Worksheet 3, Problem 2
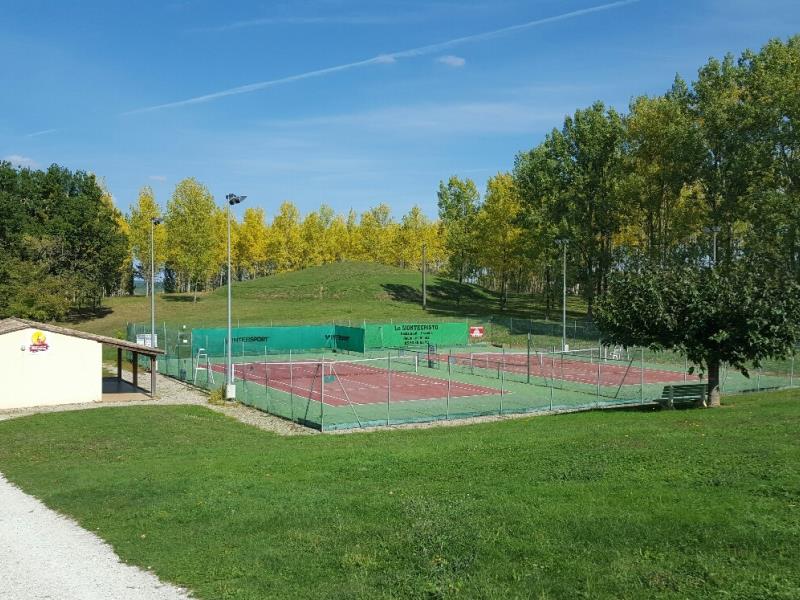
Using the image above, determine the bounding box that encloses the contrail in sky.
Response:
[124,0,640,115]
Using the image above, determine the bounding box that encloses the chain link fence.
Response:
[124,320,798,431]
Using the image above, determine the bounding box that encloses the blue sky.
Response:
[1,0,798,219]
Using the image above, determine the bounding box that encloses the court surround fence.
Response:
[127,321,798,431]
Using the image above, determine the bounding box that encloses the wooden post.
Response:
[132,352,139,389]
[117,348,122,382]
[150,356,157,398]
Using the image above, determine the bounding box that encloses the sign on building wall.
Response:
[29,331,49,353]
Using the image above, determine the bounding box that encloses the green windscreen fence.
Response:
[192,325,340,356]
[333,326,365,353]
[364,322,468,349]
[191,322,468,356]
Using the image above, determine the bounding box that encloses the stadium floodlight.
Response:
[150,217,163,357]
[555,237,569,352]
[224,194,246,400]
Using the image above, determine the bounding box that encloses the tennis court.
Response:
[209,358,501,406]
[445,350,701,386]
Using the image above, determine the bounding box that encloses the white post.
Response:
[387,353,391,426]
[320,356,325,430]
[226,204,234,400]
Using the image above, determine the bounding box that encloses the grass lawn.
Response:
[1,391,798,599]
[66,262,589,346]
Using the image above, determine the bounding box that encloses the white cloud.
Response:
[3,154,39,169]
[191,15,402,33]
[124,0,640,114]
[25,128,58,138]
[437,55,466,68]
[374,54,397,64]
[148,175,167,182]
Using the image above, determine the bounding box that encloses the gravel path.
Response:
[0,473,192,600]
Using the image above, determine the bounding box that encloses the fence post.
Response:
[320,355,325,431]
[446,357,451,420]
[387,353,391,427]
[791,352,795,387]
[640,347,645,404]
[527,333,531,384]
[549,354,554,411]
[289,350,294,421]
[500,364,504,415]
[684,355,688,383]
[265,351,271,414]
[596,360,601,404]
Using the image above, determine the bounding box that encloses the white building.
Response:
[0,317,163,410]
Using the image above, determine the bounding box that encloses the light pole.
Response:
[422,242,427,310]
[712,225,720,266]
[225,193,246,400]
[555,238,568,352]
[703,225,721,267]
[150,217,162,350]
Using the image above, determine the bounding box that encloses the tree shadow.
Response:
[381,284,421,303]
[162,295,200,303]
[381,280,498,318]
[64,306,113,324]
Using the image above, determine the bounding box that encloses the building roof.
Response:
[0,317,165,356]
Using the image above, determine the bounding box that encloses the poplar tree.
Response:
[164,178,216,299]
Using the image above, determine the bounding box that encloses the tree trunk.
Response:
[703,360,721,408]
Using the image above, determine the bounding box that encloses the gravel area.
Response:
[0,365,312,436]
[0,473,192,600]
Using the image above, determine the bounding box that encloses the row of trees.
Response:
[436,36,800,318]
[128,179,447,297]
[0,163,129,320]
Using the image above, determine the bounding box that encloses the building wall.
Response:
[0,327,102,409]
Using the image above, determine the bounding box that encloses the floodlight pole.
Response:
[150,217,162,351]
[225,193,246,400]
[422,242,427,310]
[712,226,720,266]
[555,238,568,352]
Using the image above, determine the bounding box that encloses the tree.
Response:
[164,178,217,299]
[127,187,165,296]
[299,209,329,268]
[267,202,302,272]
[595,261,800,406]
[691,54,753,266]
[357,204,395,264]
[0,162,127,317]
[544,102,627,317]
[475,173,524,307]
[395,206,430,269]
[514,145,562,318]
[437,176,480,283]
[741,36,800,278]
[236,207,268,278]
[624,79,706,263]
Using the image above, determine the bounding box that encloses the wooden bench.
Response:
[659,384,707,409]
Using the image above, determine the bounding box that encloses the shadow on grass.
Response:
[162,294,202,303]
[64,306,113,323]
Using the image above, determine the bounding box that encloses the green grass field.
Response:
[67,262,591,348]
[1,391,798,599]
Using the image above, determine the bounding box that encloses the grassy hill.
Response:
[1,390,798,598]
[68,262,588,340]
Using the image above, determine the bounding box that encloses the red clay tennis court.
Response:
[209,359,502,406]
[441,351,700,387]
